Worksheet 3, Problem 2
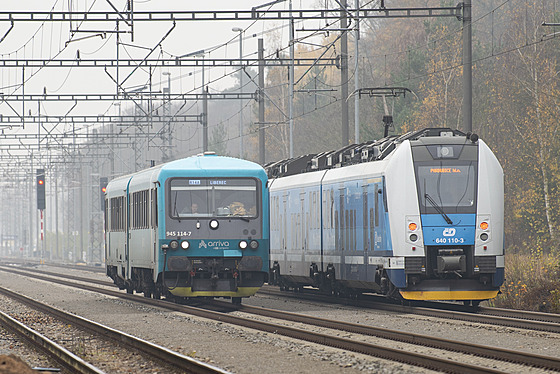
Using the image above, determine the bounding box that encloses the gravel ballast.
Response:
[1,265,559,373]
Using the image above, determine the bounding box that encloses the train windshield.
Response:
[168,178,259,219]
[415,162,477,214]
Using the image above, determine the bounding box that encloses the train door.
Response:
[338,184,345,280]
[372,183,381,251]
[125,192,131,279]
[151,187,158,271]
[282,192,288,265]
[362,183,369,280]
[104,197,109,261]
[300,189,306,257]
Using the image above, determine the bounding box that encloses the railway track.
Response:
[0,306,105,374]
[4,263,560,332]
[0,284,228,374]
[258,286,560,333]
[1,265,559,373]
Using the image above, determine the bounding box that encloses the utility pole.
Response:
[203,86,208,152]
[462,0,472,133]
[289,0,294,158]
[55,168,59,260]
[162,71,171,161]
[233,27,244,158]
[340,0,349,146]
[258,38,265,165]
[201,54,208,152]
[354,0,360,144]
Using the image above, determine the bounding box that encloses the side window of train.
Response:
[382,180,388,212]
[111,196,125,232]
[151,189,157,228]
[121,196,126,231]
[130,194,135,229]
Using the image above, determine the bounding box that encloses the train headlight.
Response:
[409,234,418,242]
[480,233,489,241]
[249,240,259,250]
[480,222,489,230]
[408,222,417,231]
[169,240,179,250]
[181,240,190,250]
[437,146,454,158]
[209,220,219,230]
[239,240,248,249]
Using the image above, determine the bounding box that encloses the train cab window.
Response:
[415,162,477,214]
[168,178,259,219]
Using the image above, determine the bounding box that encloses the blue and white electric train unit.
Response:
[266,128,504,303]
[104,153,269,304]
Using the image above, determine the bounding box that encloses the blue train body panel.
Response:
[421,214,476,246]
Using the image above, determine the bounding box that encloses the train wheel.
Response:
[143,290,152,298]
[152,291,161,300]
[463,300,481,309]
[232,297,242,305]
[126,287,133,294]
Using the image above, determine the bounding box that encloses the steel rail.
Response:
[0,309,105,374]
[0,266,528,374]
[5,263,560,332]
[0,259,105,273]
[0,286,229,374]
[223,302,560,371]
[4,261,560,329]
[479,306,560,325]
[259,286,560,333]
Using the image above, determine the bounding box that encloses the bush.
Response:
[489,251,560,313]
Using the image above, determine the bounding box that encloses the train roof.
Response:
[265,127,476,178]
[159,154,267,182]
[107,153,267,193]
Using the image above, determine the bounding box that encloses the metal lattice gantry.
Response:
[0,6,462,22]
[0,2,473,264]
[0,57,338,68]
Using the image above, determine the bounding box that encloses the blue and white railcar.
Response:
[268,128,504,303]
[105,153,269,303]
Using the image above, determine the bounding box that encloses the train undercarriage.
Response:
[107,260,267,304]
[269,256,499,306]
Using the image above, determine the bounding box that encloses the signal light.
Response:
[408,222,417,231]
[36,169,46,210]
[100,177,108,211]
[480,222,489,230]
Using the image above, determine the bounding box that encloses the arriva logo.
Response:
[443,228,456,237]
[198,240,230,249]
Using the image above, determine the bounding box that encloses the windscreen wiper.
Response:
[173,192,181,221]
[424,193,453,224]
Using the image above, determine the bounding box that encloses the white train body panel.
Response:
[384,141,424,260]
[268,128,505,301]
